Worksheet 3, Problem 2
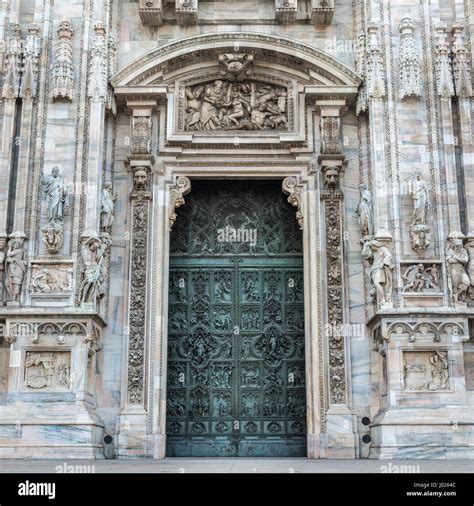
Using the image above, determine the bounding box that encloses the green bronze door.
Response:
[166,180,306,457]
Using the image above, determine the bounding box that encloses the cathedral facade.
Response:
[0,0,473,460]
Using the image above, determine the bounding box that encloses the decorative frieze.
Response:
[51,20,75,101]
[139,0,163,26]
[398,16,421,100]
[452,23,473,99]
[434,23,454,99]
[176,0,198,26]
[366,23,386,100]
[24,351,71,391]
[20,24,41,100]
[311,0,334,26]
[169,176,191,231]
[2,24,22,99]
[88,22,108,103]
[403,351,449,391]
[275,0,297,23]
[282,177,303,230]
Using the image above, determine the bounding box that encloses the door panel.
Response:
[166,181,306,457]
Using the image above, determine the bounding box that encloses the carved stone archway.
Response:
[115,32,361,459]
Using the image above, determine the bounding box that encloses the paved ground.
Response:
[0,458,471,473]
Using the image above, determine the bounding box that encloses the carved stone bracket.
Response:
[311,0,334,26]
[176,0,198,26]
[139,0,163,26]
[169,176,191,231]
[282,177,303,230]
[51,20,75,101]
[275,0,297,23]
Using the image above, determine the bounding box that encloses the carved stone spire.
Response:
[169,177,191,230]
[398,16,421,100]
[19,24,41,100]
[366,22,386,100]
[452,23,473,99]
[434,23,455,99]
[51,20,75,101]
[2,24,23,99]
[87,22,108,103]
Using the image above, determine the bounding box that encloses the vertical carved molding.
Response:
[19,23,41,100]
[106,34,118,115]
[1,23,22,99]
[356,31,368,115]
[452,23,473,99]
[398,16,421,100]
[51,20,74,101]
[88,22,107,103]
[366,22,386,100]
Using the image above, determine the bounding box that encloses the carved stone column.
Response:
[51,20,75,102]
[118,101,156,457]
[317,99,357,458]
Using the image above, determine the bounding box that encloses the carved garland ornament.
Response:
[169,176,191,230]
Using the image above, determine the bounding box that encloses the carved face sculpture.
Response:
[324,168,339,188]
[134,168,148,190]
[51,166,60,177]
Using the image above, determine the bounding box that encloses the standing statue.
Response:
[43,166,69,225]
[354,183,374,238]
[0,239,6,304]
[464,238,474,299]
[79,236,109,304]
[409,174,430,225]
[100,182,117,233]
[5,238,26,303]
[362,240,394,305]
[446,236,470,304]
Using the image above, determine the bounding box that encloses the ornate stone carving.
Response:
[366,23,386,100]
[402,263,440,292]
[434,23,454,99]
[131,115,152,154]
[320,116,341,154]
[275,0,297,23]
[311,0,334,26]
[282,177,303,230]
[0,238,6,304]
[446,233,469,304]
[87,22,107,103]
[24,351,71,391]
[403,351,449,391]
[106,34,118,114]
[362,240,394,307]
[51,20,75,101]
[132,166,151,196]
[100,182,117,234]
[79,236,110,304]
[218,53,253,81]
[30,265,73,294]
[408,173,430,251]
[176,0,198,26]
[41,166,70,254]
[398,16,421,100]
[169,176,191,230]
[452,23,473,99]
[184,79,288,131]
[322,165,341,192]
[5,237,26,304]
[355,183,374,239]
[139,0,163,26]
[2,24,22,99]
[356,32,368,115]
[20,24,41,99]
[465,238,474,300]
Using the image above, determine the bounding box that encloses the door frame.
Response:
[147,163,324,458]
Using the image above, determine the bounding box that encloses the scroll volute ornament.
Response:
[169,177,191,230]
[282,177,303,230]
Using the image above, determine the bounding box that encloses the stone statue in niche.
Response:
[5,238,26,303]
[361,239,394,306]
[402,263,440,292]
[100,182,117,233]
[408,173,431,251]
[79,236,110,304]
[355,183,374,239]
[24,351,70,391]
[446,235,470,304]
[41,166,70,254]
[184,79,288,131]
[219,53,254,81]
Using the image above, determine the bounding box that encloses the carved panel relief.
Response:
[403,351,449,391]
[30,264,74,295]
[24,351,71,391]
